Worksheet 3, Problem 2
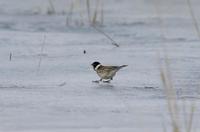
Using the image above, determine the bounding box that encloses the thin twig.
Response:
[37,35,46,72]
[92,26,119,47]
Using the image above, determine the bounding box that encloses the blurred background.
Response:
[0,0,199,132]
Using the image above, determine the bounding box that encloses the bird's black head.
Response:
[91,61,101,69]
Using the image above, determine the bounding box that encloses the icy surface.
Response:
[0,0,200,132]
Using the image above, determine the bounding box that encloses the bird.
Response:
[91,61,127,83]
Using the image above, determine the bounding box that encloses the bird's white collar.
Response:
[95,64,101,71]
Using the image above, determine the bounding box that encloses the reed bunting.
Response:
[91,61,127,83]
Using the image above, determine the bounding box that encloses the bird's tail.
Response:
[119,65,128,69]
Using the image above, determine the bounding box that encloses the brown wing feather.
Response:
[96,65,121,79]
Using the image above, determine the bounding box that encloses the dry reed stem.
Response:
[66,1,74,26]
[153,0,166,39]
[159,53,180,132]
[65,0,104,27]
[92,0,100,25]
[186,103,195,132]
[37,35,46,72]
[47,0,56,15]
[186,0,200,39]
[77,0,84,26]
[100,0,104,25]
[154,0,196,131]
[86,0,91,24]
[160,64,179,132]
[159,54,196,132]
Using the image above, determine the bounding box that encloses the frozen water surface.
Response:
[0,0,199,131]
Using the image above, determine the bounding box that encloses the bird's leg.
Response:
[92,80,100,83]
[92,78,102,83]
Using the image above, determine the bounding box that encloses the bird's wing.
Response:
[101,66,120,71]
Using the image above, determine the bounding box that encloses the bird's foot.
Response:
[103,80,111,83]
[92,79,111,83]
[92,80,100,83]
